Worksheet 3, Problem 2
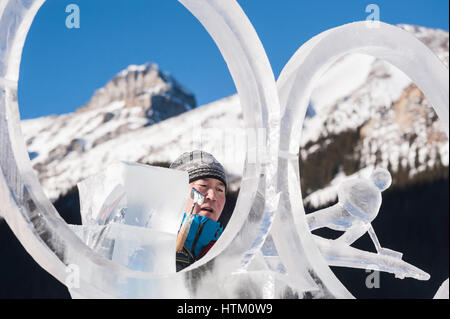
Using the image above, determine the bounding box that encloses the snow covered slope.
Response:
[302,25,448,206]
[21,25,449,206]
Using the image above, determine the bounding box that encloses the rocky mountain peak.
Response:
[76,62,196,124]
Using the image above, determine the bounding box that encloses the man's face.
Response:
[184,178,226,222]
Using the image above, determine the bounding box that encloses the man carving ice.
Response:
[169,150,227,271]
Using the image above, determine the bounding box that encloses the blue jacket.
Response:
[179,213,223,258]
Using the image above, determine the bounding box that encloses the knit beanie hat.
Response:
[169,150,227,189]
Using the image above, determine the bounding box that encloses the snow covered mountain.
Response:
[301,24,449,207]
[21,25,449,206]
[77,62,196,121]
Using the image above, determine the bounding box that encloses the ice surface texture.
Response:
[0,0,448,298]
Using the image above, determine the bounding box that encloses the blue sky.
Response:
[18,0,449,119]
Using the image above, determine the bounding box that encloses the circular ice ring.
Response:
[276,21,449,298]
[0,0,280,298]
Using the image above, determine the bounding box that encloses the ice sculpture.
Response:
[434,278,449,299]
[307,168,430,281]
[69,161,189,275]
[0,0,285,298]
[275,21,448,298]
[0,0,448,298]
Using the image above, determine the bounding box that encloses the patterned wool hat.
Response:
[169,150,227,189]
